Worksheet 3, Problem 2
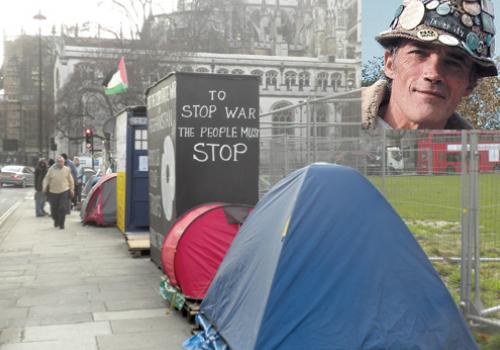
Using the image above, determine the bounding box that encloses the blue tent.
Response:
[190,164,477,350]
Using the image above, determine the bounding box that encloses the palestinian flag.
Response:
[103,57,128,95]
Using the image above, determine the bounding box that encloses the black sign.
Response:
[146,72,260,266]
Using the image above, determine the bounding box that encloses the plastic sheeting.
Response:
[195,163,478,350]
[183,314,228,350]
[159,276,185,311]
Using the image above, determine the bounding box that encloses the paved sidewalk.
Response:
[0,194,192,350]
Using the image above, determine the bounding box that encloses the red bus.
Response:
[416,131,500,174]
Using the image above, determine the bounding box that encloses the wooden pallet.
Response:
[183,299,201,323]
[126,233,150,258]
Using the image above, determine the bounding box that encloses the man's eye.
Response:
[409,50,427,57]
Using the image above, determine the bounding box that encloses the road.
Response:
[0,185,32,223]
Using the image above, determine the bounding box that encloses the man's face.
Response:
[74,159,80,166]
[56,157,65,167]
[384,41,474,129]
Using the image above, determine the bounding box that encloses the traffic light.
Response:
[50,137,57,151]
[84,128,93,152]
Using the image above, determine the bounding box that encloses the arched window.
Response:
[284,71,297,90]
[181,66,193,72]
[231,69,244,75]
[272,101,294,136]
[331,72,342,91]
[298,72,310,90]
[196,67,210,73]
[265,70,278,87]
[216,68,229,74]
[316,72,328,91]
[311,106,329,137]
[251,69,264,85]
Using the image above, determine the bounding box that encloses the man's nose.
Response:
[422,53,443,84]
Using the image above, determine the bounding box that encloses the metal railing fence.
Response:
[258,96,500,327]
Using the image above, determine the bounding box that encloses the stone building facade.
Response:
[1,0,360,160]
[0,36,55,164]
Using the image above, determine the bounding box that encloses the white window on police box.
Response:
[135,129,148,150]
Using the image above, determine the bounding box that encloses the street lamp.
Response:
[33,10,46,157]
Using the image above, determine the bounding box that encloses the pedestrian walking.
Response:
[61,153,77,212]
[34,158,48,217]
[74,157,84,205]
[43,156,74,229]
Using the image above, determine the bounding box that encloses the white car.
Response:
[0,165,35,188]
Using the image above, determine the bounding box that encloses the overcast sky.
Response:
[0,0,177,66]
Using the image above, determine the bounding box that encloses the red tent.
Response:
[161,203,252,300]
[82,173,117,226]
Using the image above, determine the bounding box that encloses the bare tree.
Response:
[98,0,153,40]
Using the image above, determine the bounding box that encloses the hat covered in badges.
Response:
[376,0,498,78]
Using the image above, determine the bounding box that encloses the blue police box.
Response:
[115,106,149,237]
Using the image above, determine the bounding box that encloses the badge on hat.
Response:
[481,0,494,16]
[436,3,451,16]
[417,29,439,41]
[463,1,481,16]
[426,0,440,10]
[439,34,460,46]
[399,0,426,30]
[461,14,474,27]
[482,12,495,34]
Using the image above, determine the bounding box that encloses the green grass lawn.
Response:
[369,174,500,230]
[368,174,500,311]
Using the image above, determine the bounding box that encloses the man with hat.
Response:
[363,0,497,129]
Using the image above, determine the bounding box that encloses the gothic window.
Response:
[217,68,229,74]
[251,69,263,85]
[271,101,294,136]
[196,67,210,73]
[298,72,310,91]
[284,71,297,90]
[311,106,329,137]
[316,72,329,91]
[231,69,244,75]
[338,12,347,28]
[331,72,342,91]
[265,70,278,87]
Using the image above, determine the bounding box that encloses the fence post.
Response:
[427,148,432,175]
[469,131,483,313]
[284,134,289,176]
[313,103,317,163]
[460,130,471,313]
[299,104,304,163]
[381,129,386,193]
[306,98,310,164]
